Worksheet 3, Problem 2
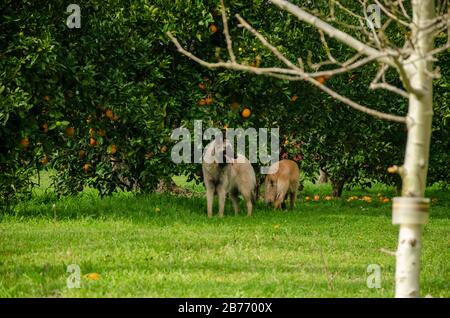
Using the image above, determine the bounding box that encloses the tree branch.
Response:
[270,0,397,66]
[167,31,406,124]
[220,0,236,63]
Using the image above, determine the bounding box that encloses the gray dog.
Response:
[202,138,256,217]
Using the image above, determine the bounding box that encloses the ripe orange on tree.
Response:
[198,99,206,106]
[160,145,168,153]
[204,97,213,105]
[66,127,75,137]
[89,137,97,147]
[209,24,218,33]
[20,137,29,148]
[79,150,86,158]
[105,109,114,120]
[198,83,206,91]
[39,155,49,165]
[41,123,49,133]
[108,144,118,155]
[317,76,326,84]
[83,163,91,173]
[241,108,251,118]
[291,95,298,102]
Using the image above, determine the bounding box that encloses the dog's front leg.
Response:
[205,186,215,217]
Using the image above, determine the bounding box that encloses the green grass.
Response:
[0,174,448,298]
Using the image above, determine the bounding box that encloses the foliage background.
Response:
[0,0,448,208]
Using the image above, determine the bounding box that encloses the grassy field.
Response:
[0,173,448,298]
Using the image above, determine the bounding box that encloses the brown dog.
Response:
[202,139,256,217]
[264,159,300,209]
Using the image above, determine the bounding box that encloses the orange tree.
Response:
[1,0,448,208]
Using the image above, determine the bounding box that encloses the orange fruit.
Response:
[43,95,50,102]
[382,198,390,203]
[209,24,218,33]
[198,99,206,106]
[241,108,251,118]
[41,123,49,133]
[84,273,100,280]
[291,95,298,102]
[204,97,213,105]
[66,127,75,137]
[325,195,332,201]
[89,137,97,147]
[89,127,95,137]
[105,109,114,119]
[145,152,154,160]
[83,163,91,172]
[160,145,168,153]
[317,76,326,84]
[20,137,30,148]
[305,196,311,201]
[79,150,86,158]
[108,144,118,155]
[313,194,320,201]
[198,83,206,90]
[39,155,49,165]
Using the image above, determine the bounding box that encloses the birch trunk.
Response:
[395,0,435,298]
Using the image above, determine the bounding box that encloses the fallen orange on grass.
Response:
[304,196,311,201]
[291,95,298,102]
[84,273,101,280]
[325,195,332,201]
[313,194,320,201]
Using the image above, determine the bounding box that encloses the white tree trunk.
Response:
[395,0,435,298]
